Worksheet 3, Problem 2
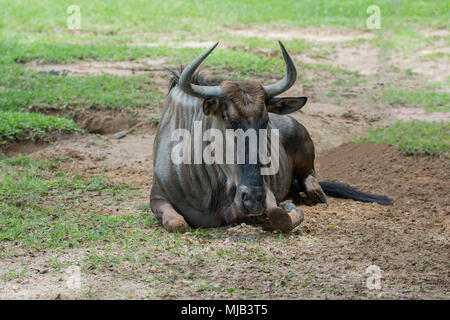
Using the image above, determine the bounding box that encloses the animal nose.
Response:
[241,186,266,214]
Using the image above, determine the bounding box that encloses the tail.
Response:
[319,181,393,205]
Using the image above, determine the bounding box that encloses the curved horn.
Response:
[178,42,222,99]
[263,41,297,98]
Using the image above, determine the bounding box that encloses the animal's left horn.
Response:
[178,42,222,99]
[263,41,297,98]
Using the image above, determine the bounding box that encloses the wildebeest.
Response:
[150,41,392,233]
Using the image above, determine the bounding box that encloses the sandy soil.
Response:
[25,59,167,77]
[230,26,376,43]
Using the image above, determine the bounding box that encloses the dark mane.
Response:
[168,67,223,94]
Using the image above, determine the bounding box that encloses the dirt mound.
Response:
[1,140,49,157]
[317,142,449,231]
[74,110,140,134]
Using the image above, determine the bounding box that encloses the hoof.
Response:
[163,216,189,233]
[268,207,296,232]
[290,208,304,226]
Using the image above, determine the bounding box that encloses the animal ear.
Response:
[202,98,220,116]
[266,97,307,114]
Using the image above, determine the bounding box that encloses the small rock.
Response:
[284,200,296,213]
[114,160,121,166]
[114,131,127,139]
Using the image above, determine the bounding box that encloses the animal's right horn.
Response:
[178,42,222,99]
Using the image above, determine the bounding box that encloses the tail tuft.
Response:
[319,181,393,205]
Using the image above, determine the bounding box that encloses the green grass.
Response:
[356,121,449,156]
[1,267,27,281]
[419,52,450,61]
[0,0,447,34]
[1,36,359,78]
[372,25,445,54]
[0,65,163,112]
[0,37,287,74]
[0,38,166,64]
[382,89,450,113]
[222,36,312,55]
[0,111,81,143]
[424,80,450,91]
[0,155,157,249]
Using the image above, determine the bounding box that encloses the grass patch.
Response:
[372,25,441,54]
[1,267,27,281]
[355,121,449,156]
[0,64,164,112]
[0,35,359,74]
[424,80,450,91]
[382,89,450,113]
[0,0,447,34]
[0,155,154,249]
[222,36,312,55]
[419,52,450,61]
[0,38,284,73]
[0,111,81,143]
[0,38,165,64]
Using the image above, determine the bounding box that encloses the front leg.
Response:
[265,189,304,232]
[150,197,189,233]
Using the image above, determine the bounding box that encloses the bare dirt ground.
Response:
[230,26,376,42]
[1,28,448,299]
[25,59,167,77]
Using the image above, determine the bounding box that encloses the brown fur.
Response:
[219,81,268,126]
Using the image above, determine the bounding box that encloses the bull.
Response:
[150,41,392,233]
